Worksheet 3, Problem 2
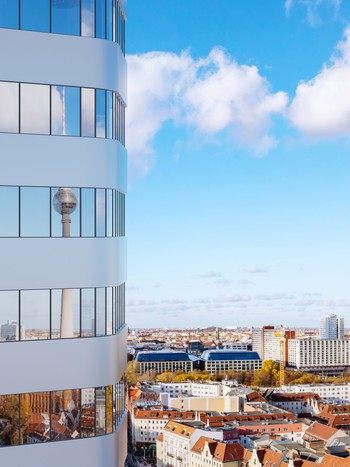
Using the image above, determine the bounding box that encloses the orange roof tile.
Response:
[304,422,339,442]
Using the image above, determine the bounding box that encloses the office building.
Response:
[0,2,127,466]
[320,314,344,340]
[135,351,199,375]
[202,350,262,375]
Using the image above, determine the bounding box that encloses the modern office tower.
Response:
[0,2,127,466]
[320,314,344,340]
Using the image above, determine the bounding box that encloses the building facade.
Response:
[135,351,197,374]
[252,326,295,364]
[320,314,344,340]
[202,350,262,375]
[0,2,127,466]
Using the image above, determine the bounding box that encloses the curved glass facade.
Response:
[0,81,125,144]
[0,186,125,238]
[0,284,125,342]
[0,0,125,53]
[0,381,125,447]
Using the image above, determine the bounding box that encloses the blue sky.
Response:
[126,0,350,329]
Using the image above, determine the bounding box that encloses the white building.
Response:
[0,2,127,466]
[288,339,350,374]
[320,314,344,340]
[252,326,296,363]
[282,383,350,404]
[202,350,262,375]
[0,320,24,341]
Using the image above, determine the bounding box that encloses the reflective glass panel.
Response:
[0,0,18,29]
[82,0,95,37]
[51,187,80,237]
[106,287,112,336]
[81,388,95,437]
[0,187,19,237]
[51,289,80,339]
[106,189,113,237]
[20,84,50,135]
[0,82,19,133]
[96,89,106,138]
[81,188,95,237]
[95,387,105,435]
[20,290,50,340]
[106,0,112,40]
[0,291,19,342]
[106,91,113,138]
[81,288,95,337]
[96,189,106,237]
[20,187,50,237]
[81,88,95,137]
[20,392,50,444]
[51,0,81,36]
[0,394,19,446]
[96,288,105,336]
[20,0,50,32]
[96,0,106,39]
[51,389,80,441]
[106,385,113,434]
[51,86,80,136]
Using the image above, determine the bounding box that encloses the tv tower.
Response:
[53,188,77,338]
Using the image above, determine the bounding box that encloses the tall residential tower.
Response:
[0,1,127,465]
[320,314,344,340]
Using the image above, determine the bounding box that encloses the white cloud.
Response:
[289,27,350,137]
[285,0,341,26]
[244,267,269,274]
[126,48,288,179]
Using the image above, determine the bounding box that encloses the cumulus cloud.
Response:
[289,27,350,136]
[127,48,288,179]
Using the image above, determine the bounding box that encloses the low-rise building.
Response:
[282,383,350,404]
[191,437,244,466]
[135,350,200,374]
[303,421,350,454]
[202,350,262,375]
[266,392,320,417]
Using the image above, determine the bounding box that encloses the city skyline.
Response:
[126,0,350,328]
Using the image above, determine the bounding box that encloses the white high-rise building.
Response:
[320,314,344,340]
[0,2,127,466]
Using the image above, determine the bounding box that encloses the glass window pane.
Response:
[81,88,95,137]
[51,0,81,36]
[81,288,95,337]
[0,82,19,133]
[51,289,80,339]
[20,290,50,340]
[20,392,50,444]
[96,387,105,435]
[20,187,50,237]
[51,86,80,136]
[51,187,80,237]
[106,189,112,237]
[82,0,95,37]
[0,187,19,237]
[106,385,112,433]
[20,84,50,135]
[20,0,50,32]
[96,288,105,336]
[96,0,106,39]
[96,89,106,138]
[81,188,95,237]
[0,394,19,446]
[0,291,19,342]
[51,390,80,441]
[106,91,113,138]
[106,0,112,40]
[106,287,112,335]
[0,0,18,29]
[81,388,95,437]
[96,189,106,237]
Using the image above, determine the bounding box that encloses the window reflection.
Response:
[81,188,95,237]
[52,86,80,136]
[0,291,19,342]
[20,187,50,237]
[81,288,95,337]
[106,91,113,139]
[106,0,113,41]
[95,387,106,436]
[20,290,50,340]
[51,390,80,441]
[106,287,113,336]
[51,0,81,36]
[20,392,50,444]
[20,0,50,32]
[106,385,113,434]
[51,289,80,339]
[0,82,19,133]
[0,187,19,237]
[81,388,95,437]
[96,89,106,138]
[96,189,106,237]
[21,84,50,135]
[95,288,105,337]
[96,0,106,39]
[0,0,18,29]
[51,187,80,237]
[0,394,19,446]
[82,0,95,37]
[81,88,95,137]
